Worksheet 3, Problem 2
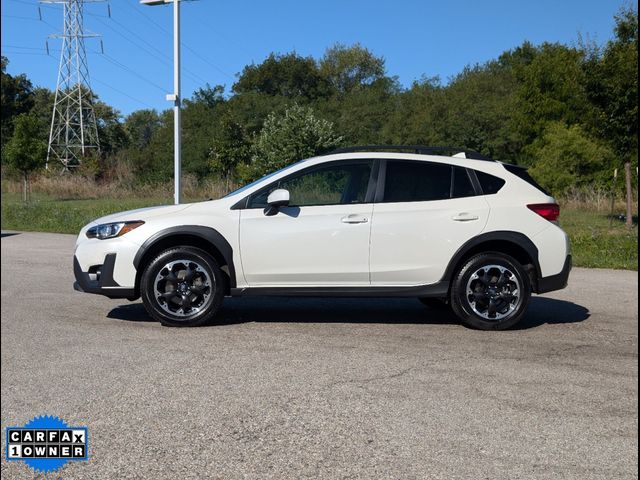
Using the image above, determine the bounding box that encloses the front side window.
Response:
[248,162,373,208]
[383,161,452,202]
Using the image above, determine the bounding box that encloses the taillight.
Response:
[527,203,560,222]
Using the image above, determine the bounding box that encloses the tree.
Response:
[585,6,638,226]
[243,103,342,181]
[125,109,161,150]
[94,100,129,158]
[528,122,616,194]
[319,76,398,144]
[426,62,520,161]
[190,84,225,109]
[233,53,328,99]
[1,56,35,146]
[3,113,47,202]
[510,42,592,155]
[319,43,386,95]
[209,114,250,188]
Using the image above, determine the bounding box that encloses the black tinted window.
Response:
[503,164,549,195]
[248,162,372,208]
[383,161,451,202]
[476,171,506,195]
[452,167,476,198]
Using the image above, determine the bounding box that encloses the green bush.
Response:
[529,122,617,195]
[241,103,343,182]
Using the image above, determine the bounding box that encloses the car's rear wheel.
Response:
[140,247,224,327]
[450,252,530,330]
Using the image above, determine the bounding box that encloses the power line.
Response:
[91,13,210,86]
[186,9,253,60]
[40,53,159,111]
[1,50,50,56]
[2,13,41,20]
[99,53,168,93]
[3,44,48,50]
[121,1,170,35]
[21,1,237,82]
[2,45,160,112]
[2,12,60,32]
[182,42,234,80]
[92,78,156,110]
[6,0,55,8]
[119,0,234,79]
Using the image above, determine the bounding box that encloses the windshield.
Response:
[223,160,306,198]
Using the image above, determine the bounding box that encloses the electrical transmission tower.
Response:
[43,0,102,170]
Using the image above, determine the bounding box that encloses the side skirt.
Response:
[229,283,449,298]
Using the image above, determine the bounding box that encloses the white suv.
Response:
[73,146,571,330]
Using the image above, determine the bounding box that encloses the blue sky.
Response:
[1,0,625,116]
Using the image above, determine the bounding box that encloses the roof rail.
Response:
[329,145,494,161]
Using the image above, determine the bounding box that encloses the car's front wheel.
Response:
[450,253,531,330]
[140,247,224,327]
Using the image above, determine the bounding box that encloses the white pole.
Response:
[173,0,181,204]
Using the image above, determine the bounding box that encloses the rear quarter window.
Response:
[503,164,550,195]
[475,171,506,195]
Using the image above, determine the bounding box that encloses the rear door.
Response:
[369,160,490,285]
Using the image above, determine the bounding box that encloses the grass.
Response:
[559,209,637,270]
[1,192,637,271]
[0,193,170,235]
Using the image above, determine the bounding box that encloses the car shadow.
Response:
[1,232,20,238]
[107,296,589,330]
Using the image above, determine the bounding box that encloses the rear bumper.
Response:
[73,254,137,299]
[536,255,572,294]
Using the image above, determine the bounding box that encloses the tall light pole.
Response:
[141,0,181,204]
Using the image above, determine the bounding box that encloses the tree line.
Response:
[1,6,637,204]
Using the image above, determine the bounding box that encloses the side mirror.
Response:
[267,189,290,208]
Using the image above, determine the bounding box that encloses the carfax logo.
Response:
[5,415,88,474]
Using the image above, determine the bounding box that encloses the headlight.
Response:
[86,221,144,240]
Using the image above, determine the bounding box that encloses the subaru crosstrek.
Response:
[73,146,571,330]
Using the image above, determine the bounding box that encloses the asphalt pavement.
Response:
[1,231,637,479]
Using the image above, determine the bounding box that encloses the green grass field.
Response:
[1,193,637,270]
[560,209,637,270]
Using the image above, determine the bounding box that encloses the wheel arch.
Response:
[133,226,236,296]
[441,231,541,294]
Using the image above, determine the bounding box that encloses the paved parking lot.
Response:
[1,231,637,479]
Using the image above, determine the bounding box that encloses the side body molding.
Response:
[132,225,237,288]
[439,230,541,282]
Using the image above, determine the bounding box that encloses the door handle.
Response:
[452,213,479,222]
[341,214,368,224]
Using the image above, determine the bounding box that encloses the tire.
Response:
[140,246,224,327]
[418,298,450,309]
[450,252,531,331]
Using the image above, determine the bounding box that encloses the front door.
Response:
[239,160,375,286]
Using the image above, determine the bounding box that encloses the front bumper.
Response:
[536,255,572,294]
[73,254,137,299]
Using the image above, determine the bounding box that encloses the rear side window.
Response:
[503,164,549,195]
[476,171,506,195]
[452,167,476,198]
[383,161,451,202]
